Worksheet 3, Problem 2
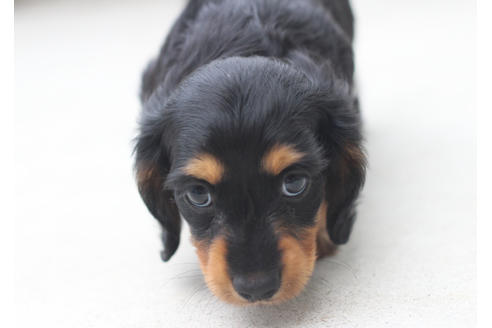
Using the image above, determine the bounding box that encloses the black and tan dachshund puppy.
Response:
[134,0,365,305]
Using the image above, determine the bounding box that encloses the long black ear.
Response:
[134,120,181,262]
[315,92,366,245]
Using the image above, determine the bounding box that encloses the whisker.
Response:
[161,271,202,288]
[180,284,208,310]
[169,274,204,281]
[320,259,359,280]
[314,276,332,288]
[168,269,202,279]
[173,262,200,265]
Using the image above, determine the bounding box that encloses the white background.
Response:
[6,0,489,327]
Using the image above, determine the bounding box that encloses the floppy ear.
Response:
[315,93,366,245]
[134,125,181,262]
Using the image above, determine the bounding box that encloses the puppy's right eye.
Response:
[282,173,308,197]
[186,185,212,207]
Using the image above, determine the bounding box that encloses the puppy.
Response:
[134,0,365,305]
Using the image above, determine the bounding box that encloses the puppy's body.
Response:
[135,0,365,305]
[141,0,354,102]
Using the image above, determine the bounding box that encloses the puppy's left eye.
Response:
[282,174,308,197]
[186,185,212,207]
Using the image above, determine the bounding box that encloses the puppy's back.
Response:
[141,0,355,103]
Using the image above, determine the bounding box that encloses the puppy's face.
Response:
[136,57,365,305]
[172,144,325,305]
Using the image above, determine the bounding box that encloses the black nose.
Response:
[232,270,281,302]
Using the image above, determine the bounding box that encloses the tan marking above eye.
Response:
[262,144,305,175]
[182,153,225,185]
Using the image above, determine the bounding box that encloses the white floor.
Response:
[15,0,476,327]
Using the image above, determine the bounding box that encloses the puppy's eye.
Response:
[186,185,212,207]
[282,174,308,197]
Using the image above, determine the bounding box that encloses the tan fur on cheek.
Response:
[315,201,337,258]
[262,144,304,175]
[192,237,247,305]
[183,153,224,184]
[267,202,334,304]
[269,227,317,303]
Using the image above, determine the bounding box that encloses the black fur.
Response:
[135,0,365,274]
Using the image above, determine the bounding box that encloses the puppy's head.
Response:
[135,57,365,305]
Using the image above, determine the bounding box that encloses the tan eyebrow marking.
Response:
[182,153,225,184]
[262,144,305,175]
